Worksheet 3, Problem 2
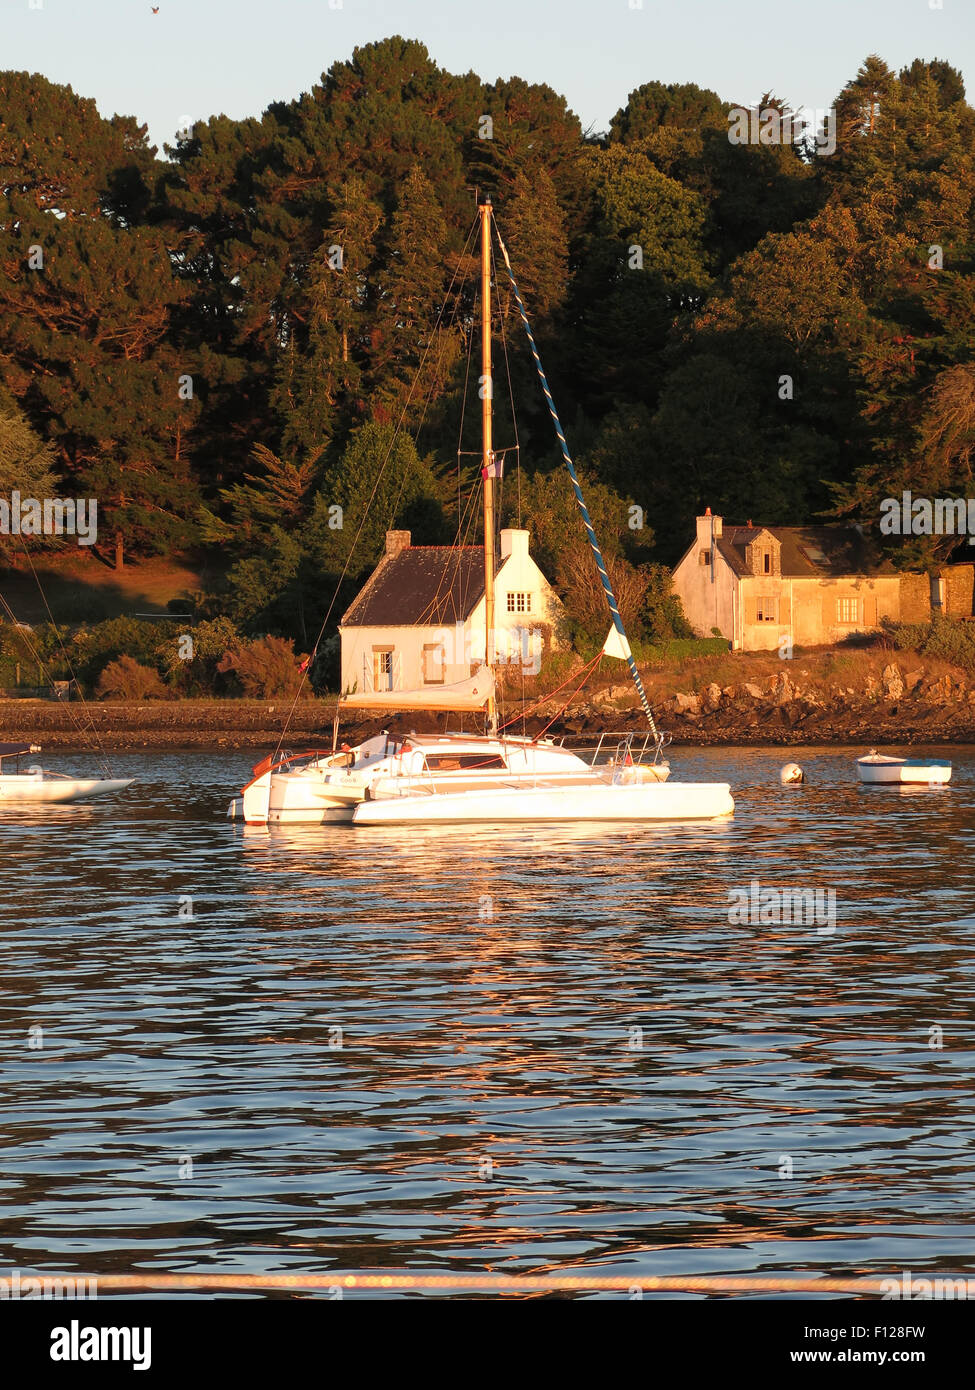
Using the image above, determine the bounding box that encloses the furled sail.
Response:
[339,665,495,713]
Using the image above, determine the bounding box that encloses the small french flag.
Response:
[481,452,503,480]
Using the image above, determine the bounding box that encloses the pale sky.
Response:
[2,0,972,153]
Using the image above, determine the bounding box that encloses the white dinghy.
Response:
[0,742,134,804]
[856,751,952,785]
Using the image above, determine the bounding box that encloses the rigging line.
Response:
[493,218,659,741]
[455,300,476,544]
[491,235,522,527]
[413,471,483,630]
[408,235,475,453]
[271,213,482,754]
[529,652,604,744]
[499,649,602,731]
[0,585,112,778]
[13,543,114,774]
[390,220,480,532]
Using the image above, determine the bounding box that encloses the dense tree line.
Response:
[1,39,973,645]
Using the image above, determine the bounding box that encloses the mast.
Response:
[479,197,497,733]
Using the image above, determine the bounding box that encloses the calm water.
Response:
[2,745,974,1296]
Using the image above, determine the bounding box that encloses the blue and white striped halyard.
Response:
[495,231,660,739]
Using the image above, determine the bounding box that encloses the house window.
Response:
[372,647,393,691]
[699,549,711,566]
[837,597,860,625]
[422,642,445,685]
[506,592,532,613]
[756,596,777,622]
[763,552,771,574]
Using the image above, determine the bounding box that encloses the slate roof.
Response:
[715,525,895,579]
[341,546,502,627]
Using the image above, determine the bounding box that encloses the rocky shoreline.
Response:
[562,661,975,746]
[0,659,973,748]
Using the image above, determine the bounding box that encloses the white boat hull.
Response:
[353,780,734,825]
[0,775,134,804]
[856,756,952,785]
[228,734,669,825]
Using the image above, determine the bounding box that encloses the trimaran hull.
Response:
[353,780,734,825]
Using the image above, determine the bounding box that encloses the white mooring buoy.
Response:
[779,762,804,785]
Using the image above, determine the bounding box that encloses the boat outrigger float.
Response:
[0,743,133,804]
[229,196,734,827]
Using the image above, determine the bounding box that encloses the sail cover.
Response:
[339,665,495,713]
[0,742,41,759]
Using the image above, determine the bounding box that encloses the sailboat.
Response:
[0,742,133,804]
[228,198,733,826]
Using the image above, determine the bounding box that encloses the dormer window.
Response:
[763,552,771,574]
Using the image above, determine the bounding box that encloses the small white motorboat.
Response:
[856,751,952,785]
[0,742,134,804]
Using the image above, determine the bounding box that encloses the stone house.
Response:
[671,511,965,652]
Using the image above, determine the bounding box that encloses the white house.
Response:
[339,529,564,696]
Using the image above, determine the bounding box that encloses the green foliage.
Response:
[3,41,975,645]
[306,421,446,581]
[637,636,730,663]
[640,564,695,640]
[69,616,177,685]
[216,634,306,698]
[95,654,169,700]
[881,614,975,672]
[0,398,60,551]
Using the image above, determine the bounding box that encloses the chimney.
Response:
[500,528,530,561]
[695,511,722,547]
[384,530,410,558]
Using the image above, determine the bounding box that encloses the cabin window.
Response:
[699,549,711,566]
[372,647,393,691]
[756,596,776,622]
[506,592,532,613]
[422,643,445,684]
[837,597,860,625]
[423,753,507,771]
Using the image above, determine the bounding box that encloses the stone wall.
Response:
[899,572,931,623]
[944,563,975,618]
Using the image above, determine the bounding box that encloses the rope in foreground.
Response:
[71,1271,894,1295]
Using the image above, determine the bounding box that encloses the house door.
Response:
[422,643,445,684]
[372,648,393,691]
